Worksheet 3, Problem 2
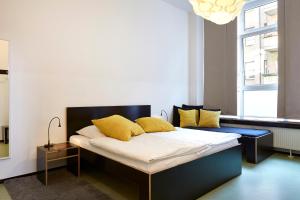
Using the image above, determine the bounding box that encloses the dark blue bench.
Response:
[172,106,274,164]
[186,126,273,164]
[191,126,270,137]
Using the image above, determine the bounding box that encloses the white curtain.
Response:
[277,0,300,119]
[203,20,237,115]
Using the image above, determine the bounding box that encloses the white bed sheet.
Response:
[89,127,240,163]
[70,132,240,174]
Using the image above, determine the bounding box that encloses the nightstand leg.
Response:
[37,149,47,185]
[78,148,80,177]
[45,153,48,186]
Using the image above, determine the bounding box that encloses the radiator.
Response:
[222,123,300,151]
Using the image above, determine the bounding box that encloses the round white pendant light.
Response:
[189,0,246,25]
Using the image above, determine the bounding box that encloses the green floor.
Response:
[0,143,9,158]
[199,153,300,200]
[1,153,300,200]
[0,184,10,200]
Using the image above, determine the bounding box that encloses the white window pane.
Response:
[243,35,260,86]
[245,7,259,30]
[239,1,278,118]
[244,90,277,117]
[261,32,278,84]
[243,32,278,86]
[244,2,277,31]
[260,2,278,27]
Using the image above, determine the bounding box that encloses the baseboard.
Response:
[0,166,66,183]
[273,147,300,156]
[0,171,38,183]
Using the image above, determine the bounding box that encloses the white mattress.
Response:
[70,129,240,174]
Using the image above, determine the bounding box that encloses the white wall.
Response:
[161,0,192,11]
[188,13,204,105]
[0,0,191,179]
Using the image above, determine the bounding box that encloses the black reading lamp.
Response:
[160,109,169,121]
[44,117,62,148]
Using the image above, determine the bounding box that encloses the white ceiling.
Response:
[161,0,192,11]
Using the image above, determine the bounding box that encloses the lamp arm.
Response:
[160,110,169,121]
[47,117,61,148]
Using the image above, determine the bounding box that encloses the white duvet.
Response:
[89,128,241,163]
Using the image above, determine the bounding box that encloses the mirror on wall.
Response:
[0,39,9,159]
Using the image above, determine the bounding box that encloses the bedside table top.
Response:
[38,142,79,153]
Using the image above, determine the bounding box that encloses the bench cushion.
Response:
[187,126,271,137]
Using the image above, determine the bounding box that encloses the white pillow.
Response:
[76,125,105,139]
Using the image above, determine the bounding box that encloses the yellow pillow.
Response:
[178,109,198,127]
[131,123,145,136]
[198,109,221,128]
[135,117,175,133]
[92,115,145,141]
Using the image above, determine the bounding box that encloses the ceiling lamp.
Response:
[189,0,246,25]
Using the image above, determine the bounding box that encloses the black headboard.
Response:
[66,105,151,140]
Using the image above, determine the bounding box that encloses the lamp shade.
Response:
[189,0,246,25]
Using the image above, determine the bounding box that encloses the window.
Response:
[238,0,278,118]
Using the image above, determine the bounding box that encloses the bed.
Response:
[67,105,242,200]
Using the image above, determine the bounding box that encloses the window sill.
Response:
[220,115,300,129]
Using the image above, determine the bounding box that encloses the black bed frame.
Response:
[67,105,242,200]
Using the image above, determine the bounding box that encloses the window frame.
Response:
[238,0,278,117]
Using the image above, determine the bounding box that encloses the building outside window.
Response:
[238,0,278,118]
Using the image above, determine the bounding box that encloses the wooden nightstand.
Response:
[37,142,80,185]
